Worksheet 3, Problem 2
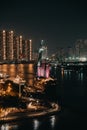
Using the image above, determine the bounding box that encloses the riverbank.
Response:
[0,102,60,123]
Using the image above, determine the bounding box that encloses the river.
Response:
[0,64,87,130]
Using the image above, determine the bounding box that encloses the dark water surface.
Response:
[0,64,87,130]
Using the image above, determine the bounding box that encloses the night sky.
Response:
[0,0,87,55]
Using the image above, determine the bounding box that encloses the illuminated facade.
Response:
[22,40,29,61]
[29,40,32,61]
[13,36,20,61]
[37,40,50,78]
[19,35,23,60]
[6,31,14,60]
[38,40,47,62]
[0,30,33,62]
[0,30,14,61]
[21,39,32,61]
[0,30,6,60]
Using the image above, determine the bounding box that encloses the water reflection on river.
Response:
[0,64,35,86]
[0,115,59,130]
[0,64,87,130]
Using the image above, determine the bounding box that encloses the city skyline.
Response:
[0,1,87,55]
[0,30,33,62]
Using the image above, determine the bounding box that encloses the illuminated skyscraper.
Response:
[37,40,50,78]
[6,31,14,61]
[25,40,30,61]
[22,39,29,61]
[0,30,20,61]
[13,36,20,61]
[0,30,14,61]
[38,40,47,62]
[0,30,33,62]
[21,39,32,61]
[0,30,6,60]
[29,40,32,61]
[19,35,23,60]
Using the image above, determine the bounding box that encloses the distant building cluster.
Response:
[52,39,87,62]
[67,39,87,62]
[0,30,33,62]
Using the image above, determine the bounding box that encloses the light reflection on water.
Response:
[33,119,40,130]
[0,64,35,86]
[50,115,56,129]
[60,67,85,82]
[1,123,18,130]
[0,116,57,130]
[78,72,83,81]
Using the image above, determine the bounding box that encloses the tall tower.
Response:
[38,40,48,64]
[23,39,29,61]
[13,36,19,61]
[19,35,23,60]
[29,39,32,61]
[0,30,6,61]
[37,40,50,78]
[6,31,14,61]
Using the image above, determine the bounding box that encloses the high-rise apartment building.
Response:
[13,36,19,61]
[6,31,14,61]
[24,40,30,61]
[0,30,6,61]
[20,39,32,61]
[29,40,32,61]
[19,35,23,60]
[0,30,34,62]
[0,30,14,61]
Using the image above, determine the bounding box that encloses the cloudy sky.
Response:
[0,0,87,55]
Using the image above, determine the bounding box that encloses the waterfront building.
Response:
[19,35,23,61]
[37,40,50,78]
[6,31,14,61]
[13,36,19,61]
[21,39,33,61]
[0,30,6,61]
[29,40,32,61]
[0,30,14,61]
[0,30,33,63]
[22,39,29,61]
